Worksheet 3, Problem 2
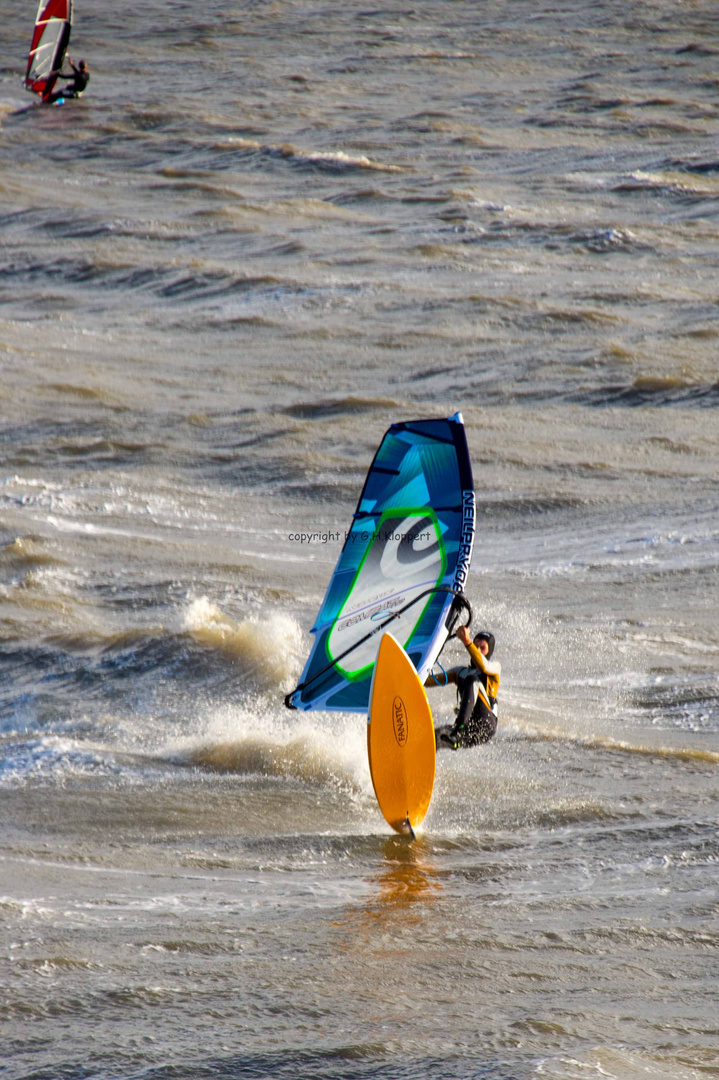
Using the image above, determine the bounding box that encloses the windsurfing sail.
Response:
[286,413,475,713]
[25,0,73,100]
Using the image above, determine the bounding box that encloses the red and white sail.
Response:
[25,0,74,100]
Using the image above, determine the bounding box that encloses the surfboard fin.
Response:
[403,816,416,840]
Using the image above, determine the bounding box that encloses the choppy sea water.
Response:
[1,2,718,1078]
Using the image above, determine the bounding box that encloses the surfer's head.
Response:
[473,631,495,660]
[78,60,87,71]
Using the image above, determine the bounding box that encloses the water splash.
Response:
[182,597,304,689]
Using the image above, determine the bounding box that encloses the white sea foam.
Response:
[181,598,305,688]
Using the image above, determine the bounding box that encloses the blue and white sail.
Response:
[287,413,475,713]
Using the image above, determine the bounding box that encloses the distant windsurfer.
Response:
[45,57,89,102]
[427,626,500,750]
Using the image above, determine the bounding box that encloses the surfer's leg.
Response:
[440,675,497,749]
[454,672,478,727]
[434,724,457,751]
[460,698,497,746]
[435,672,478,750]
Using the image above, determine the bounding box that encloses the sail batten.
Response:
[287,414,475,713]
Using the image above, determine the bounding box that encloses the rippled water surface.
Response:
[1,3,718,1079]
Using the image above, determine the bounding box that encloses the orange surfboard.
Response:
[367,632,436,836]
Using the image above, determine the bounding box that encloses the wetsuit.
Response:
[427,639,501,750]
[46,63,89,102]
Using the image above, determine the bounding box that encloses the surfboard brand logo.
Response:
[392,696,408,747]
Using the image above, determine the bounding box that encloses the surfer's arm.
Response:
[464,640,501,699]
[56,58,78,78]
[464,640,487,671]
[424,669,459,687]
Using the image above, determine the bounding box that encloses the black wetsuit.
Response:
[428,640,501,750]
[449,668,498,746]
[47,63,89,101]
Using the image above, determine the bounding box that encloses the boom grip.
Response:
[445,592,472,637]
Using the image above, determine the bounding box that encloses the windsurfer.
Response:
[427,626,500,749]
[45,57,89,102]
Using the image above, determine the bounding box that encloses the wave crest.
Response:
[182,598,303,688]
